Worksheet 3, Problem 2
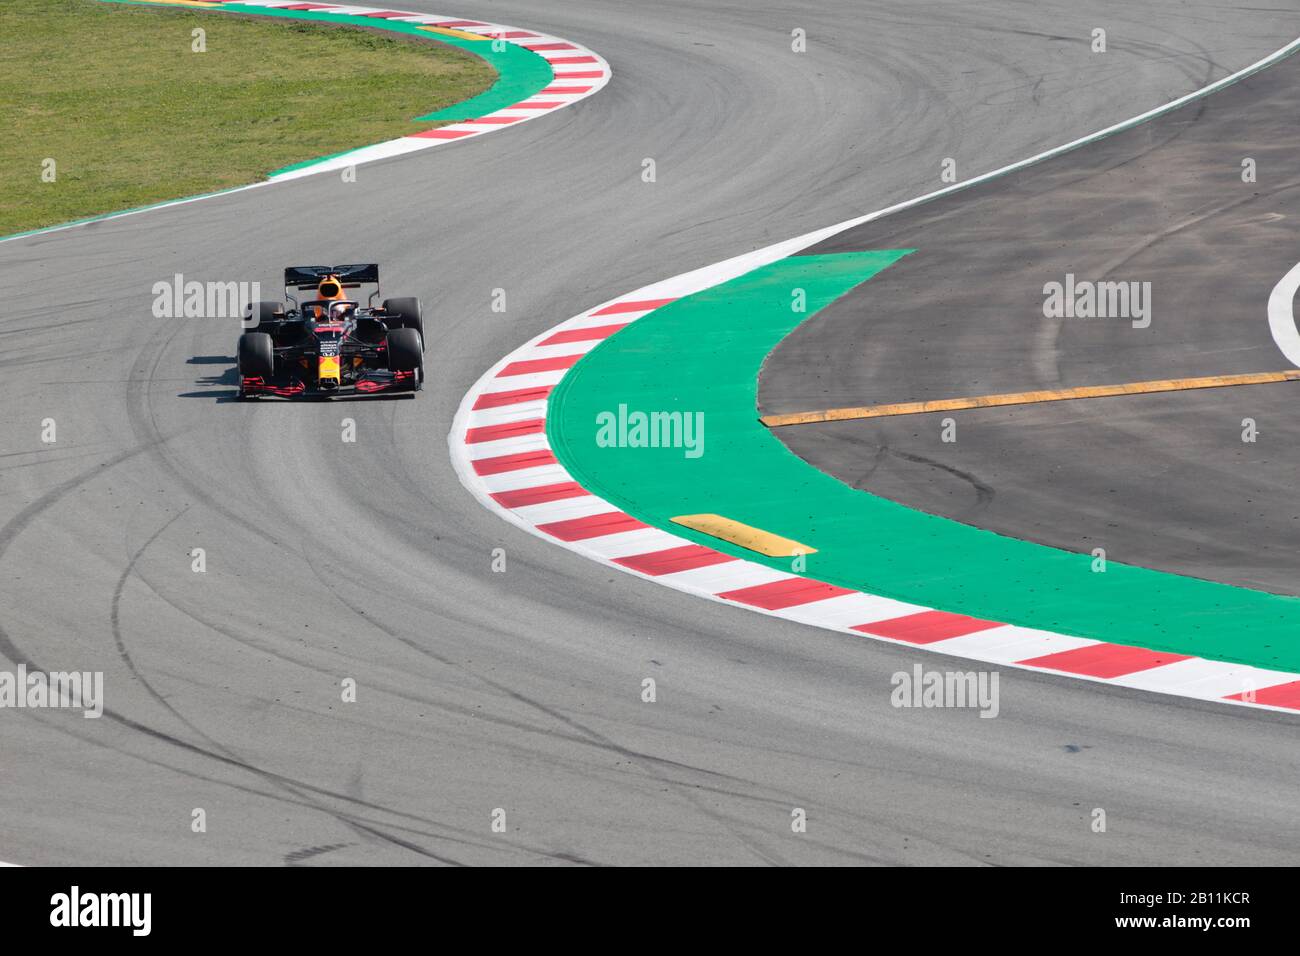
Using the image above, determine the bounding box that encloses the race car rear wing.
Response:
[284,264,380,291]
[284,264,381,308]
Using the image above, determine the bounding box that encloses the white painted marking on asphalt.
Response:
[465,400,549,428]
[574,528,685,560]
[512,495,610,524]
[464,433,551,460]
[1109,656,1294,698]
[780,591,929,628]
[658,562,790,593]
[925,627,1098,664]
[488,369,570,390]
[1266,260,1300,367]
[477,464,571,493]
[527,341,603,360]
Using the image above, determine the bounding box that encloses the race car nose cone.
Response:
[318,354,341,388]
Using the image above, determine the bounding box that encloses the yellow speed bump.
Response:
[418,25,492,41]
[760,370,1300,427]
[672,514,815,557]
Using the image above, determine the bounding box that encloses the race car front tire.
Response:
[381,297,424,349]
[386,327,424,383]
[238,331,275,379]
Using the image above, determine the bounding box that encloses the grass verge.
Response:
[0,0,497,234]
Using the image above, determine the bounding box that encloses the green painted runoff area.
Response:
[548,252,1300,672]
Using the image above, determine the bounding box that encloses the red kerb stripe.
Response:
[537,512,646,541]
[472,385,552,410]
[497,354,581,377]
[409,128,477,139]
[471,450,557,476]
[591,298,676,316]
[1224,680,1300,709]
[852,610,1001,644]
[538,323,628,346]
[464,419,545,444]
[490,482,587,509]
[719,577,855,611]
[1018,643,1192,678]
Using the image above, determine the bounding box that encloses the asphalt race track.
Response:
[2,0,1299,865]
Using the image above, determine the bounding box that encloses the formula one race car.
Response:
[237,264,424,399]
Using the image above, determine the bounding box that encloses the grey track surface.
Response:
[2,0,1298,866]
[762,29,1300,598]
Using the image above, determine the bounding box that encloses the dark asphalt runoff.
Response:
[762,36,1300,598]
[2,0,1298,865]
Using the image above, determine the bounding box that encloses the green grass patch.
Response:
[0,0,497,234]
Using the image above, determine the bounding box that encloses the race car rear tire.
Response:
[381,297,424,348]
[238,331,275,378]
[245,300,284,332]
[386,327,424,375]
